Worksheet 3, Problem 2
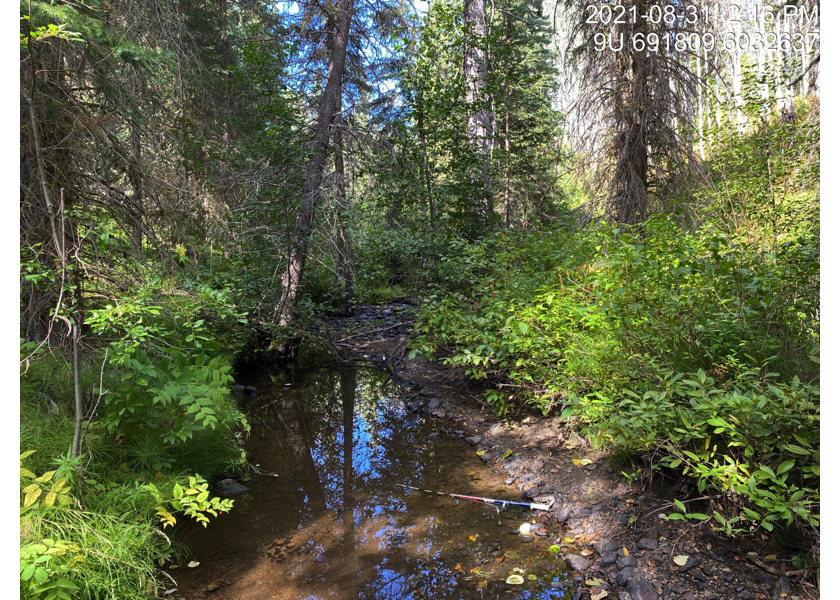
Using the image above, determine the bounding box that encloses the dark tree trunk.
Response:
[275,0,355,326]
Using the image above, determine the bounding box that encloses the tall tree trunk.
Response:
[463,0,492,226]
[275,0,354,327]
[416,86,435,227]
[333,90,355,310]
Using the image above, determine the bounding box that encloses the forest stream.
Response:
[173,367,572,599]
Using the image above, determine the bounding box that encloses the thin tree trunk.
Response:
[71,322,83,458]
[416,87,435,227]
[275,0,354,327]
[333,90,355,309]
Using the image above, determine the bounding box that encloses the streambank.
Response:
[327,303,817,600]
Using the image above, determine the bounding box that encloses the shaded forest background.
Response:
[19,0,819,597]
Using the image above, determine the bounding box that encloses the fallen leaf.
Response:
[572,459,580,466]
[528,574,538,581]
[548,545,562,554]
[674,555,689,566]
[477,581,488,589]
[562,537,575,544]
[476,451,486,456]
[591,590,608,600]
[455,564,463,572]
[580,549,593,557]
[187,561,200,568]
[496,557,505,563]
[506,575,524,585]
[585,578,602,586]
[503,450,513,459]
[469,534,478,542]
[504,550,519,559]
[622,546,629,557]
[579,458,593,466]
[765,554,777,560]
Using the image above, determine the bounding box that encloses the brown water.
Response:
[174,367,573,599]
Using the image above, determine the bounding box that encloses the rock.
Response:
[626,574,658,600]
[637,538,657,551]
[425,398,442,410]
[595,539,619,557]
[431,408,446,418]
[678,556,702,573]
[529,458,545,472]
[772,576,791,600]
[601,551,619,566]
[565,554,592,571]
[231,384,245,394]
[244,386,257,395]
[555,506,571,524]
[407,400,425,413]
[523,487,541,500]
[466,435,482,446]
[617,567,644,586]
[619,593,631,600]
[616,554,638,569]
[549,581,564,591]
[217,478,248,496]
[520,534,535,543]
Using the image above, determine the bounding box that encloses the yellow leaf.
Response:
[765,554,777,560]
[674,555,689,566]
[572,459,580,466]
[20,468,36,479]
[506,575,524,585]
[22,483,40,494]
[469,534,478,542]
[24,488,42,508]
[580,549,593,557]
[704,437,710,451]
[623,546,629,556]
[585,578,602,586]
[455,564,463,572]
[36,470,57,483]
[477,580,488,589]
[44,492,56,507]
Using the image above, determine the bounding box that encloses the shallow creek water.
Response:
[175,367,573,599]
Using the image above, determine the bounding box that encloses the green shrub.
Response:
[598,366,819,538]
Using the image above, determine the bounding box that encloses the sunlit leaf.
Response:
[674,555,689,566]
[506,575,524,585]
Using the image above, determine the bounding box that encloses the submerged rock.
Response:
[217,478,249,496]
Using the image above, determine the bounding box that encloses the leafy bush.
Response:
[597,367,819,536]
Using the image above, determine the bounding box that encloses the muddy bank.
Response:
[324,303,818,600]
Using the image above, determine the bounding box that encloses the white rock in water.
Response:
[519,522,531,534]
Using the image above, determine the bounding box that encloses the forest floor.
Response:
[325,302,819,600]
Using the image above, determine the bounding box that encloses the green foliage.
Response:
[412,211,818,545]
[600,367,819,534]
[84,280,249,446]
[142,475,234,529]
